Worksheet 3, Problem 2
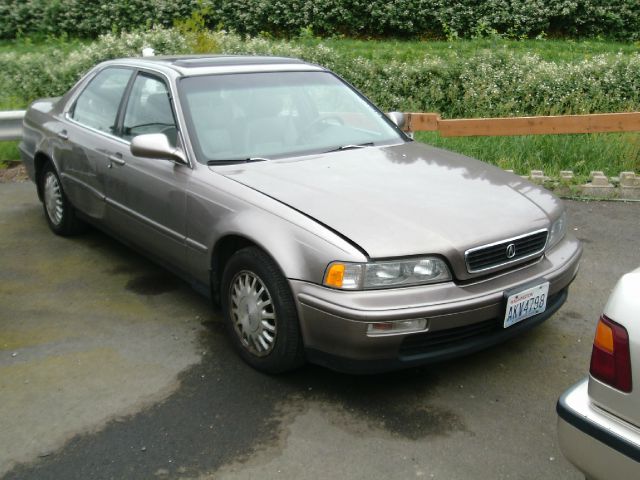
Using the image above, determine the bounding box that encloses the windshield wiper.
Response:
[324,142,374,153]
[207,157,269,166]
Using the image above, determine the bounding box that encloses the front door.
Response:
[103,71,190,271]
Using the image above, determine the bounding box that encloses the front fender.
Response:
[213,207,360,283]
[185,172,367,288]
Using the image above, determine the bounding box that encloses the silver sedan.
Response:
[20,56,582,373]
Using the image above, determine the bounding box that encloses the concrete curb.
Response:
[518,170,640,201]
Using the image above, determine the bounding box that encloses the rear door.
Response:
[57,67,134,220]
[102,70,190,270]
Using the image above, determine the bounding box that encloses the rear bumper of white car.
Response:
[557,378,640,479]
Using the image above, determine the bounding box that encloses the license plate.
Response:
[504,282,549,328]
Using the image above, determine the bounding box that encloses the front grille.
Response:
[465,229,548,273]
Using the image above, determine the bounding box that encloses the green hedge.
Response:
[0,28,190,105]
[216,33,640,117]
[2,28,640,120]
[1,0,639,40]
[0,0,198,39]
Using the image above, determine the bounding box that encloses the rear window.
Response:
[71,67,132,135]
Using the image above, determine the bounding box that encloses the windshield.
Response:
[178,71,404,163]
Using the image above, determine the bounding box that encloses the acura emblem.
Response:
[506,243,516,259]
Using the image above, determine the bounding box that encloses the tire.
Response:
[40,161,86,236]
[221,247,305,373]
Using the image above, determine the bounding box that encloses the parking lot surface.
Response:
[1,180,639,479]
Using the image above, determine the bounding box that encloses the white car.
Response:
[557,267,640,478]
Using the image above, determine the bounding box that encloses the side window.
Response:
[122,73,177,146]
[71,68,132,135]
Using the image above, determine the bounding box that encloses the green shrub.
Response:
[0,28,189,102]
[212,32,640,117]
[3,28,640,119]
[1,1,639,41]
[0,0,198,39]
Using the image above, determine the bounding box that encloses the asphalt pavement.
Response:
[1,180,639,479]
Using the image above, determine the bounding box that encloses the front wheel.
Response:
[40,162,86,236]
[221,247,305,373]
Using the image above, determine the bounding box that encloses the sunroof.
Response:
[171,56,304,68]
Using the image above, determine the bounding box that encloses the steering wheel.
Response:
[299,115,344,140]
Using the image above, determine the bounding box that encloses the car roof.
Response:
[105,55,325,77]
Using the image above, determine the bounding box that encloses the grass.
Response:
[416,132,640,180]
[0,142,20,163]
[0,36,88,55]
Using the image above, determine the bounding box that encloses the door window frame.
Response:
[116,70,179,146]
[65,66,135,145]
[63,64,193,168]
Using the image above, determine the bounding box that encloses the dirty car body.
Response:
[20,56,582,373]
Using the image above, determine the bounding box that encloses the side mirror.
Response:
[387,111,406,129]
[130,133,187,164]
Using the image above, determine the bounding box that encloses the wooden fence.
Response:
[402,112,640,136]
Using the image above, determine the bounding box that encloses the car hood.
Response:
[215,142,561,265]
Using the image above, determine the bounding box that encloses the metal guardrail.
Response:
[0,110,25,141]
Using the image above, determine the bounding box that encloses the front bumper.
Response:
[557,379,640,479]
[292,235,582,373]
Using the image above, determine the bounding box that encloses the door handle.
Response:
[57,130,68,141]
[108,153,126,166]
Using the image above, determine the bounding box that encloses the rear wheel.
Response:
[221,247,305,373]
[40,162,86,235]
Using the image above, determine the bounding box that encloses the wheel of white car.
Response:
[40,161,86,236]
[221,247,305,373]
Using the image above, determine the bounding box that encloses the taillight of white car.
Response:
[589,314,632,393]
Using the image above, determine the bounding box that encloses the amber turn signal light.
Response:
[324,263,345,288]
[594,319,614,353]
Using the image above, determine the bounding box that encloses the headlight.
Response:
[323,257,451,290]
[547,210,567,250]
